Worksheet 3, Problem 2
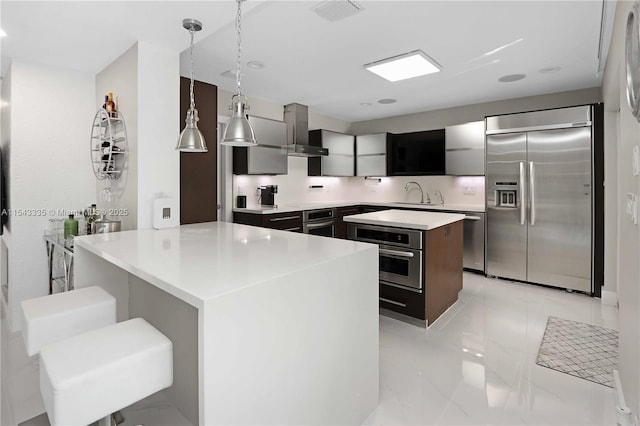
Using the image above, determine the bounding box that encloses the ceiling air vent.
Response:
[313,1,363,22]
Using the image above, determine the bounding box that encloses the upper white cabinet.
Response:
[308,130,355,177]
[233,116,288,175]
[445,121,485,176]
[356,133,388,177]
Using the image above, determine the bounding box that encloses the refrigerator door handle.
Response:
[519,161,527,225]
[529,161,536,226]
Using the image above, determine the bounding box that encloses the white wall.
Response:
[4,60,95,331]
[351,88,602,134]
[602,0,640,417]
[96,44,138,231]
[136,42,180,229]
[96,42,180,230]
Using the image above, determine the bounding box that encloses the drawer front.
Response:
[263,212,303,232]
[379,282,425,320]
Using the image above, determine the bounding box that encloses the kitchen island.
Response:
[345,210,464,327]
[73,222,379,425]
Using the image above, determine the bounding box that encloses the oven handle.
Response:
[269,215,300,222]
[305,220,335,230]
[379,297,407,308]
[379,248,415,258]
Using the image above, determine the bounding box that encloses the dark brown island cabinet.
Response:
[380,222,462,326]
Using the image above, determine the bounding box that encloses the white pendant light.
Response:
[221,0,258,147]
[176,18,208,152]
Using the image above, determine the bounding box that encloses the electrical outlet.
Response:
[463,186,476,195]
[627,193,638,225]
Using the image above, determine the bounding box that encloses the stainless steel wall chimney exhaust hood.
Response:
[284,103,329,157]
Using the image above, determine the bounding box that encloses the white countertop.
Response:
[233,201,484,214]
[343,209,465,230]
[74,222,376,308]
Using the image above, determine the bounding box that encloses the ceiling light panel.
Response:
[365,50,441,82]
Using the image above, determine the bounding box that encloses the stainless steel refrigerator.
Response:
[485,106,593,293]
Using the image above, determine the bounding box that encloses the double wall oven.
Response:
[348,223,424,292]
[303,208,336,238]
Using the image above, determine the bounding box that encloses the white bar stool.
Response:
[39,318,173,426]
[21,286,116,357]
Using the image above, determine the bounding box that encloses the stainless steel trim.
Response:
[464,216,482,221]
[446,147,479,152]
[486,106,592,134]
[305,220,335,230]
[519,161,526,226]
[380,280,423,294]
[379,248,415,258]
[303,208,335,222]
[283,227,301,232]
[486,122,592,135]
[379,297,407,307]
[347,223,423,249]
[529,161,536,226]
[269,215,300,222]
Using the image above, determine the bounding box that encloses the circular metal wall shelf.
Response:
[90,109,128,181]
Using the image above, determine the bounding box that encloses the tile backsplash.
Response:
[233,157,485,208]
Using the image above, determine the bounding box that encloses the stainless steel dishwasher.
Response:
[461,212,485,272]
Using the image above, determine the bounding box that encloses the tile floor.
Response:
[3,272,619,425]
[365,272,618,425]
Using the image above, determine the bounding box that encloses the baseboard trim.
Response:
[601,290,618,307]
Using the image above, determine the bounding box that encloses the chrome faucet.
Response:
[435,190,445,205]
[404,181,430,204]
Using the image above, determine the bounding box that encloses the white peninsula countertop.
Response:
[74,222,374,309]
[73,222,379,425]
[344,209,465,230]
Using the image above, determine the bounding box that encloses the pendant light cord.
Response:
[189,27,196,112]
[235,0,243,97]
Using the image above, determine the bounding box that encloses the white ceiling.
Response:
[1,1,616,123]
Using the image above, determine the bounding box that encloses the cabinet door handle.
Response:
[269,215,300,222]
[464,216,481,221]
[379,297,407,307]
[379,248,414,258]
[283,227,301,232]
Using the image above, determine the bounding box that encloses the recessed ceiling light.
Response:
[365,50,441,82]
[539,66,561,74]
[378,98,397,104]
[498,73,526,83]
[247,61,265,69]
[220,70,236,79]
[0,29,6,38]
